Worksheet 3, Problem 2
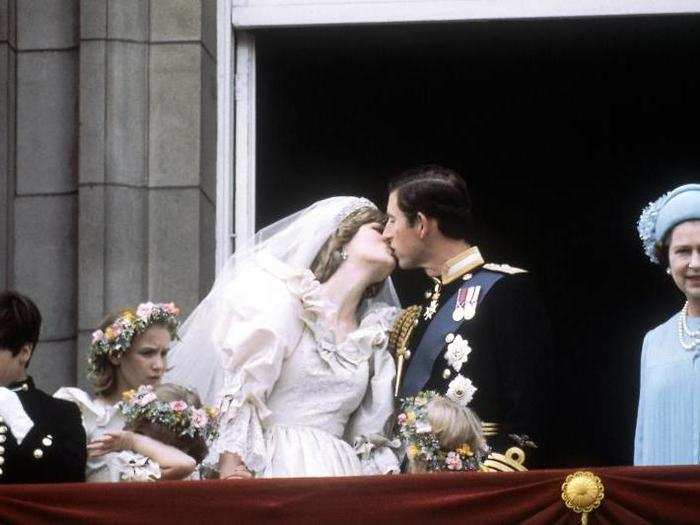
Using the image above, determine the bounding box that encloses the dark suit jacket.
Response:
[400,268,553,467]
[1,377,86,484]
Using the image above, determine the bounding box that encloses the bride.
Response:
[165,196,401,478]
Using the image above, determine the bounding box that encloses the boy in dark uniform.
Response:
[0,290,86,484]
[383,166,552,469]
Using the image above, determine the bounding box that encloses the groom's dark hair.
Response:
[388,165,475,241]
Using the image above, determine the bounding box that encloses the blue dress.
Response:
[634,312,700,465]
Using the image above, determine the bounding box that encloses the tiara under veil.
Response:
[165,196,401,405]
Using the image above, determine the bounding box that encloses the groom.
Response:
[383,165,552,469]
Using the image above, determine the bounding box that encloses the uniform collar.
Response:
[440,246,484,285]
[7,376,34,393]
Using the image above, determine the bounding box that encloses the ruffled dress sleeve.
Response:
[344,304,401,474]
[54,387,122,482]
[207,256,309,473]
[115,451,161,482]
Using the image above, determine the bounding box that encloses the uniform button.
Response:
[33,448,44,459]
[0,457,4,465]
[0,435,6,443]
[0,445,4,453]
[0,425,7,433]
[42,437,53,447]
[0,467,3,476]
[0,416,4,422]
[443,369,452,379]
[404,350,411,360]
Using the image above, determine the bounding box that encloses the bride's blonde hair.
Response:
[310,206,387,298]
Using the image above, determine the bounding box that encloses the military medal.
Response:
[453,286,480,321]
[423,279,442,321]
[463,285,480,320]
[452,287,468,321]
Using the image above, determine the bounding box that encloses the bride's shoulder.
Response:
[360,303,401,330]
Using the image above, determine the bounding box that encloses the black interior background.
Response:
[254,14,700,467]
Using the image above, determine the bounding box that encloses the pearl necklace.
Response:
[678,302,700,350]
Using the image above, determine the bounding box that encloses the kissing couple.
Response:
[166,164,551,478]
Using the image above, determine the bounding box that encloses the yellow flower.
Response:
[205,406,219,418]
[456,443,473,456]
[122,311,137,323]
[122,389,136,401]
[406,444,419,459]
[104,327,117,341]
[406,411,416,424]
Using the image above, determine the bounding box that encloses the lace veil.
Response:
[165,196,401,405]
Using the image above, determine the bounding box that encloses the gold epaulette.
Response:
[390,305,422,398]
[389,305,422,357]
[482,263,528,275]
[480,447,528,472]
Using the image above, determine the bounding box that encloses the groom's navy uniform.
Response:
[395,247,551,468]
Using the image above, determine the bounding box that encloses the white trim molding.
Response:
[231,0,700,28]
[233,32,257,253]
[215,0,235,274]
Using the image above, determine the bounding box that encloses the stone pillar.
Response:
[1,1,216,392]
[76,0,217,390]
[1,0,79,394]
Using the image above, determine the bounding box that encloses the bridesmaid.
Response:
[55,302,190,481]
[634,184,700,465]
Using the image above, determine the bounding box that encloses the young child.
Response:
[87,383,217,481]
[397,391,487,473]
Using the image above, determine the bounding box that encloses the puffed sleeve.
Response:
[54,387,116,481]
[344,305,401,475]
[634,332,651,466]
[116,451,162,482]
[207,264,307,473]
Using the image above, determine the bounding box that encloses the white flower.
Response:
[446,374,477,406]
[445,335,471,372]
[415,420,433,434]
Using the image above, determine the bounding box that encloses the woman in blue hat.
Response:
[634,184,700,465]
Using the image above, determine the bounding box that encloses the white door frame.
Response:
[216,0,700,273]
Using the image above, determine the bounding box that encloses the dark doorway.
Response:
[254,15,700,467]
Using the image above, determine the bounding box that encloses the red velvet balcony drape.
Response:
[2,466,700,524]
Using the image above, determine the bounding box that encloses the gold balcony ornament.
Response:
[561,471,604,525]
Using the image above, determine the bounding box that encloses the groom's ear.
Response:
[416,212,431,239]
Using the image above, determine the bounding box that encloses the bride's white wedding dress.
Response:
[165,197,401,477]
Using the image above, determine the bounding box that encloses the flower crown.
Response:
[119,385,219,443]
[398,391,486,472]
[89,302,180,376]
[637,190,671,264]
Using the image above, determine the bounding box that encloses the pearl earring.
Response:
[667,268,672,275]
[340,248,348,261]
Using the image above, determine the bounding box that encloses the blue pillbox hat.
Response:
[656,184,700,243]
[638,183,700,264]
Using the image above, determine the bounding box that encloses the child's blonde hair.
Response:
[426,396,486,451]
[408,396,486,473]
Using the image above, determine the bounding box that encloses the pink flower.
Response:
[169,400,188,412]
[445,452,463,470]
[136,392,157,406]
[192,409,208,429]
[164,302,179,315]
[91,330,105,345]
[397,413,407,425]
[136,302,156,318]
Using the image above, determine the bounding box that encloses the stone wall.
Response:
[1,0,217,393]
